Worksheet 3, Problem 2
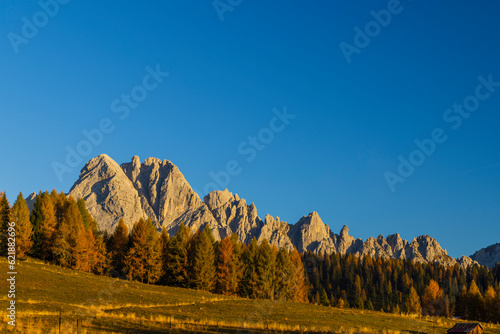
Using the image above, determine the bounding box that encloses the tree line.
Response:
[0,191,308,302]
[1,190,499,322]
[303,251,500,322]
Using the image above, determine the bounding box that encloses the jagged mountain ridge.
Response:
[64,154,475,267]
[470,243,500,268]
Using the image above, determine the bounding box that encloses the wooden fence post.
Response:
[58,308,61,334]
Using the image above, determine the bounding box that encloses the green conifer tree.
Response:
[0,192,12,256]
[275,247,294,301]
[166,223,191,287]
[255,239,276,300]
[192,227,216,291]
[159,227,170,284]
[108,218,129,273]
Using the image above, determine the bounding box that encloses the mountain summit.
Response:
[67,154,471,267]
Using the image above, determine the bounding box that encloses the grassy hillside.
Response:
[1,257,499,333]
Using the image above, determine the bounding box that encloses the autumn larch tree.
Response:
[144,218,162,284]
[30,192,57,260]
[11,192,32,257]
[467,280,483,321]
[217,234,242,295]
[421,279,443,316]
[290,248,308,302]
[405,286,422,315]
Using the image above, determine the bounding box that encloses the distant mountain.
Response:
[470,243,500,268]
[41,154,479,268]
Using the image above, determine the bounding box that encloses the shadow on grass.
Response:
[88,317,340,334]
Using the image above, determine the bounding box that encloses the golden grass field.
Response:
[1,257,499,333]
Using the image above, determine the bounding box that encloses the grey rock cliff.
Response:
[288,212,336,254]
[67,154,479,268]
[470,243,500,268]
[259,215,294,251]
[26,192,37,211]
[69,154,146,232]
[69,155,219,236]
[457,255,480,268]
[204,189,262,244]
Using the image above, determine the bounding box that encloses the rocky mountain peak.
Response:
[340,225,350,237]
[470,243,500,268]
[203,189,235,210]
[69,154,145,232]
[259,215,294,251]
[204,189,262,244]
[289,212,335,254]
[457,255,480,268]
[66,154,484,269]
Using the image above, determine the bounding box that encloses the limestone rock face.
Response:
[67,154,484,269]
[355,236,392,259]
[386,233,408,259]
[457,255,480,268]
[259,215,294,251]
[329,228,458,267]
[204,189,262,244]
[471,243,500,268]
[120,155,221,236]
[406,235,457,267]
[333,225,359,254]
[68,154,145,232]
[25,192,37,211]
[288,212,336,254]
[69,155,217,236]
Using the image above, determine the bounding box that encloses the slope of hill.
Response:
[2,257,499,334]
[29,154,472,267]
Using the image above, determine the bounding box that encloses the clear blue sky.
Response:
[1,0,499,258]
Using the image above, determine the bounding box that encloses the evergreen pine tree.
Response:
[124,218,148,282]
[29,191,45,255]
[192,227,216,291]
[144,218,162,284]
[275,247,294,301]
[255,239,276,300]
[159,227,170,284]
[240,238,259,298]
[108,218,129,273]
[76,198,92,230]
[0,192,12,256]
[166,223,191,287]
[319,288,330,306]
[124,218,161,284]
[11,192,32,257]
